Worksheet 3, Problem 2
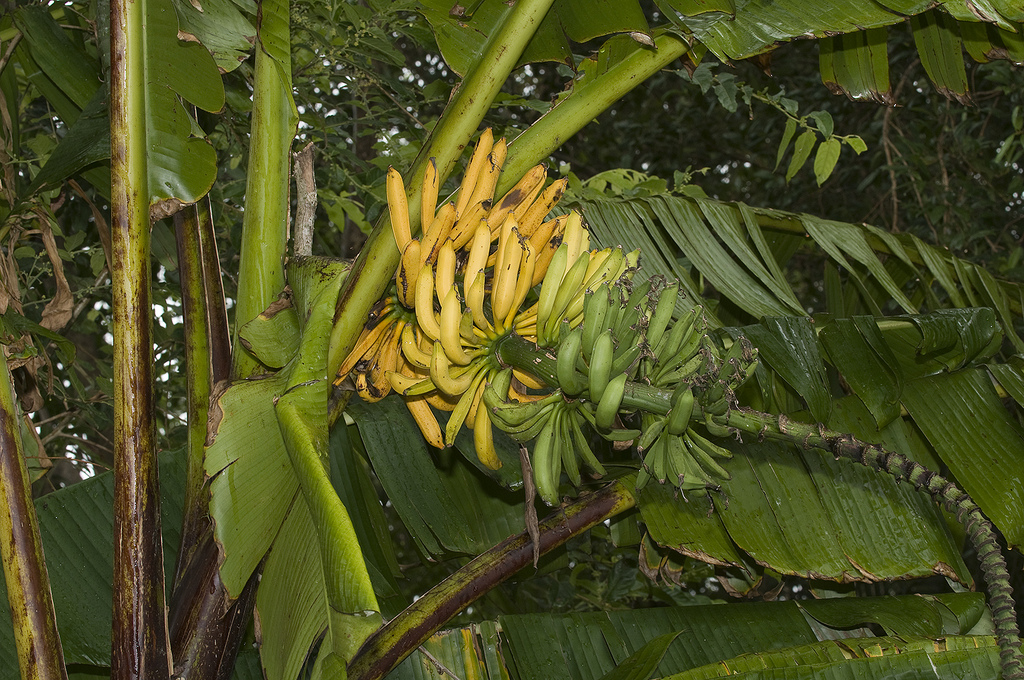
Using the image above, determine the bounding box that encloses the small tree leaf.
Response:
[813,137,842,185]
[786,130,816,182]
[846,134,868,154]
[775,118,797,171]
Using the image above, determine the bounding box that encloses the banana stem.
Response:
[346,479,636,680]
[495,333,1023,680]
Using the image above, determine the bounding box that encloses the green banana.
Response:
[581,284,610,362]
[645,281,678,351]
[543,251,591,342]
[668,434,717,491]
[485,389,562,430]
[577,406,640,441]
[609,341,643,378]
[532,406,562,506]
[556,327,587,396]
[683,430,731,481]
[559,406,581,487]
[665,384,694,436]
[588,330,615,400]
[567,408,606,475]
[488,367,513,402]
[595,372,628,430]
[636,413,666,452]
[536,243,569,346]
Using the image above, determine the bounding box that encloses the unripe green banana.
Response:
[581,284,611,362]
[683,430,731,481]
[485,389,561,430]
[532,407,562,506]
[636,413,666,452]
[489,367,513,402]
[610,342,644,378]
[543,251,591,343]
[595,372,628,430]
[556,327,587,396]
[665,384,695,436]
[669,434,717,491]
[588,330,615,400]
[536,243,569,346]
[645,281,679,352]
[559,408,581,487]
[577,405,641,441]
[567,408,606,475]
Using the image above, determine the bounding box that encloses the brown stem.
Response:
[0,350,67,680]
[346,479,636,680]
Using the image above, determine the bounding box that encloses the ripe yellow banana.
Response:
[396,240,421,308]
[530,216,568,288]
[388,166,412,251]
[386,369,435,397]
[562,211,587,266]
[415,265,441,341]
[462,222,492,295]
[337,312,394,378]
[440,288,474,366]
[403,395,445,450]
[455,128,494,217]
[421,157,439,234]
[503,239,536,330]
[420,202,456,266]
[465,271,492,336]
[518,178,567,238]
[400,323,432,369]
[474,388,501,469]
[491,227,525,330]
[488,164,547,230]
[435,240,457,302]
[430,341,480,396]
[467,138,507,209]
[368,320,404,398]
[448,201,488,250]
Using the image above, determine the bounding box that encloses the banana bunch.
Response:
[340,129,581,469]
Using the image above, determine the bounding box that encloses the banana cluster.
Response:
[483,276,759,502]
[339,129,590,469]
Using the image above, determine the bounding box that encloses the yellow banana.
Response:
[462,223,492,294]
[455,128,494,217]
[421,157,439,234]
[435,240,457,303]
[488,164,547,230]
[445,369,488,446]
[465,271,492,335]
[388,166,412,250]
[386,369,435,396]
[404,396,446,450]
[562,211,586,266]
[415,265,441,341]
[467,138,507,209]
[369,320,403,398]
[491,227,525,331]
[512,368,546,390]
[530,216,568,288]
[420,202,456,266]
[517,178,567,238]
[505,239,536,329]
[448,201,488,250]
[400,323,432,369]
[440,288,474,365]
[430,341,480,396]
[474,389,501,469]
[396,240,421,308]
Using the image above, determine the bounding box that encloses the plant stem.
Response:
[231,0,296,378]
[498,32,690,197]
[346,479,636,680]
[109,0,170,672]
[0,350,67,680]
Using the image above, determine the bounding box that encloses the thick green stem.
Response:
[231,0,295,378]
[346,479,636,680]
[0,351,67,680]
[327,0,558,378]
[498,32,690,197]
[109,0,170,673]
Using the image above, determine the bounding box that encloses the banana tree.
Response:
[0,1,1023,680]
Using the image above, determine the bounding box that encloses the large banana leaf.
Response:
[380,593,995,680]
